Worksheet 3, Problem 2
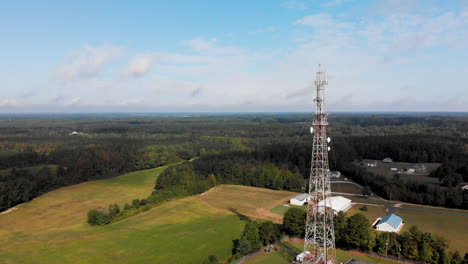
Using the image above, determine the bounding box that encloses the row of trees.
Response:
[87,199,150,225]
[155,156,304,197]
[283,208,466,264]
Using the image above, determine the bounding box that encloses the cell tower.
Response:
[302,65,336,264]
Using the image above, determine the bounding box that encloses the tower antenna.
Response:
[302,65,336,264]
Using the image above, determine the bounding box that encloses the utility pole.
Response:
[303,66,336,264]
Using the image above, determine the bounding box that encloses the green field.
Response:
[0,167,245,264]
[0,165,466,263]
[270,203,305,216]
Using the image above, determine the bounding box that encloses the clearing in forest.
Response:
[196,184,297,223]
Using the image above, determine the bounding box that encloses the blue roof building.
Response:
[375,213,403,233]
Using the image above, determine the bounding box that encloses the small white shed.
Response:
[296,251,310,262]
[290,193,311,206]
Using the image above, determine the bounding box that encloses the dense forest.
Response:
[1,113,468,212]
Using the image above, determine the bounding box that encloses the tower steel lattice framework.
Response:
[302,66,336,264]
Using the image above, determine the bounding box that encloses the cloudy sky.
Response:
[1,0,468,112]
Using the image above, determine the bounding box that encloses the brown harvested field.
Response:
[195,184,297,223]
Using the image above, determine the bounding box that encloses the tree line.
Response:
[0,135,249,212]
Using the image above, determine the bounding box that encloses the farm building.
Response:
[361,160,377,167]
[374,213,403,233]
[296,251,310,262]
[290,193,311,205]
[405,168,415,174]
[317,196,352,214]
[462,184,468,190]
[390,167,398,171]
[330,171,341,178]
[383,157,393,163]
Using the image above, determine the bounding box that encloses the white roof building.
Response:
[461,184,468,190]
[296,251,310,262]
[383,157,393,163]
[317,196,352,214]
[290,193,311,206]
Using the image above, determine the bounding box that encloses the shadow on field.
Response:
[229,207,251,221]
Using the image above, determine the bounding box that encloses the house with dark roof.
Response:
[374,213,403,233]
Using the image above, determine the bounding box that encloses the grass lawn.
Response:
[397,209,468,253]
[270,203,305,216]
[0,167,245,264]
[346,204,388,224]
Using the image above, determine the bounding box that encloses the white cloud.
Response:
[281,0,308,10]
[56,44,121,79]
[123,53,155,77]
[321,0,354,7]
[249,26,276,35]
[0,99,21,108]
[293,13,351,30]
[67,97,81,105]
[6,2,468,113]
[181,37,245,55]
[121,98,144,105]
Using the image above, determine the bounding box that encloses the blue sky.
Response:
[1,0,467,112]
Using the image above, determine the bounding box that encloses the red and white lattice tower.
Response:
[302,65,336,264]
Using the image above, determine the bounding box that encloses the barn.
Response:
[290,193,311,206]
[317,196,352,214]
[375,213,403,233]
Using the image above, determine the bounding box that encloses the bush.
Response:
[87,209,110,226]
[202,255,219,264]
[283,207,306,237]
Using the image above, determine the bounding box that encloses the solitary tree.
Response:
[283,207,306,237]
[242,222,262,252]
